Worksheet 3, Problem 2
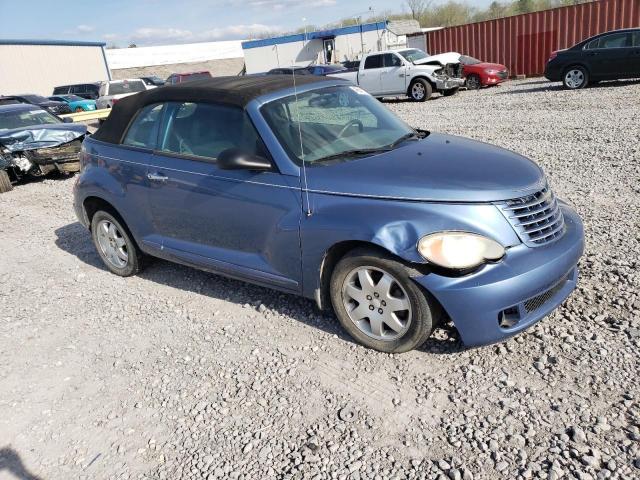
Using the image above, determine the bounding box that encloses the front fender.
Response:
[300,192,520,299]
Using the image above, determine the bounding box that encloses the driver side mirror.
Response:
[217,148,272,172]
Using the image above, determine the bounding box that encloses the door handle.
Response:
[398,73,405,77]
[147,172,168,182]
[587,52,598,56]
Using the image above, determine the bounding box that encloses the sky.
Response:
[0,0,492,47]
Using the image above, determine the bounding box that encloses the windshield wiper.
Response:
[312,147,392,163]
[385,129,429,150]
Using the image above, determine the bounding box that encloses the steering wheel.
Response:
[337,119,364,138]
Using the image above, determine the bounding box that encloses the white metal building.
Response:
[105,40,245,80]
[0,39,110,96]
[242,21,420,74]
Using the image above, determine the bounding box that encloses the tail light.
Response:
[547,51,558,63]
[112,98,119,105]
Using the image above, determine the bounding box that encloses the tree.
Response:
[405,0,430,20]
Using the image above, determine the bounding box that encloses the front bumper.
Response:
[415,205,584,346]
[435,77,465,90]
[485,71,509,85]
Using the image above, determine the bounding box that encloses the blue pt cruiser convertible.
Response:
[73,76,584,352]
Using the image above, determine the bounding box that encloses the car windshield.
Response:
[261,85,418,164]
[459,55,481,65]
[22,94,50,103]
[398,49,429,63]
[0,108,60,131]
[108,81,146,95]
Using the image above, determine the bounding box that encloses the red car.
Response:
[166,71,212,85]
[460,55,509,89]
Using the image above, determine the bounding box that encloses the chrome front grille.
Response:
[498,186,565,247]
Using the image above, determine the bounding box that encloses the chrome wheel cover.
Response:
[411,82,425,100]
[341,266,412,341]
[96,219,129,269]
[565,69,584,88]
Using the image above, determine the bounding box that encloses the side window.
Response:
[159,102,266,161]
[632,31,640,47]
[53,87,65,94]
[384,54,403,67]
[364,55,383,69]
[585,38,599,50]
[122,103,164,148]
[598,33,630,49]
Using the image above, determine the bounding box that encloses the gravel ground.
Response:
[1,78,639,480]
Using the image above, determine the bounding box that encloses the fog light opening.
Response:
[499,307,520,328]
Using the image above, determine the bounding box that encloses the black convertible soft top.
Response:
[92,75,342,144]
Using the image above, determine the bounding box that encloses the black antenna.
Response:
[291,68,312,217]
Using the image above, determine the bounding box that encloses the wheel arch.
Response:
[316,240,430,311]
[407,75,436,93]
[563,62,591,76]
[83,196,145,256]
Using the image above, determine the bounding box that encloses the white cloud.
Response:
[76,24,95,33]
[228,0,336,10]
[128,24,284,45]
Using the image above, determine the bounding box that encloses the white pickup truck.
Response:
[330,49,465,101]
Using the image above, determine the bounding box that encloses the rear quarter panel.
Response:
[75,138,154,245]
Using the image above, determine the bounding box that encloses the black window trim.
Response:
[119,100,276,171]
[364,54,383,69]
[583,32,633,50]
[118,102,165,152]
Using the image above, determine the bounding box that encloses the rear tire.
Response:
[562,66,589,89]
[91,210,144,277]
[408,78,432,102]
[330,248,438,353]
[0,170,13,193]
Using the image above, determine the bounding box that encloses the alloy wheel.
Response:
[564,69,584,89]
[341,266,412,341]
[96,219,129,269]
[411,83,425,100]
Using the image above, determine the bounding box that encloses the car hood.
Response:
[413,52,462,66]
[472,62,506,71]
[38,100,64,107]
[0,122,86,152]
[306,133,545,202]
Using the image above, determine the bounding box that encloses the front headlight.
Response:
[417,232,505,270]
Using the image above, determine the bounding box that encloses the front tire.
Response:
[563,66,589,89]
[466,74,481,90]
[408,78,432,102]
[91,210,143,276]
[330,248,438,353]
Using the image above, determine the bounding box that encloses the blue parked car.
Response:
[49,94,97,112]
[73,76,584,352]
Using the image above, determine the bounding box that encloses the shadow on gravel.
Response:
[54,222,462,355]
[498,78,640,95]
[0,447,43,480]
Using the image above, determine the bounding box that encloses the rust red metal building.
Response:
[423,0,640,77]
